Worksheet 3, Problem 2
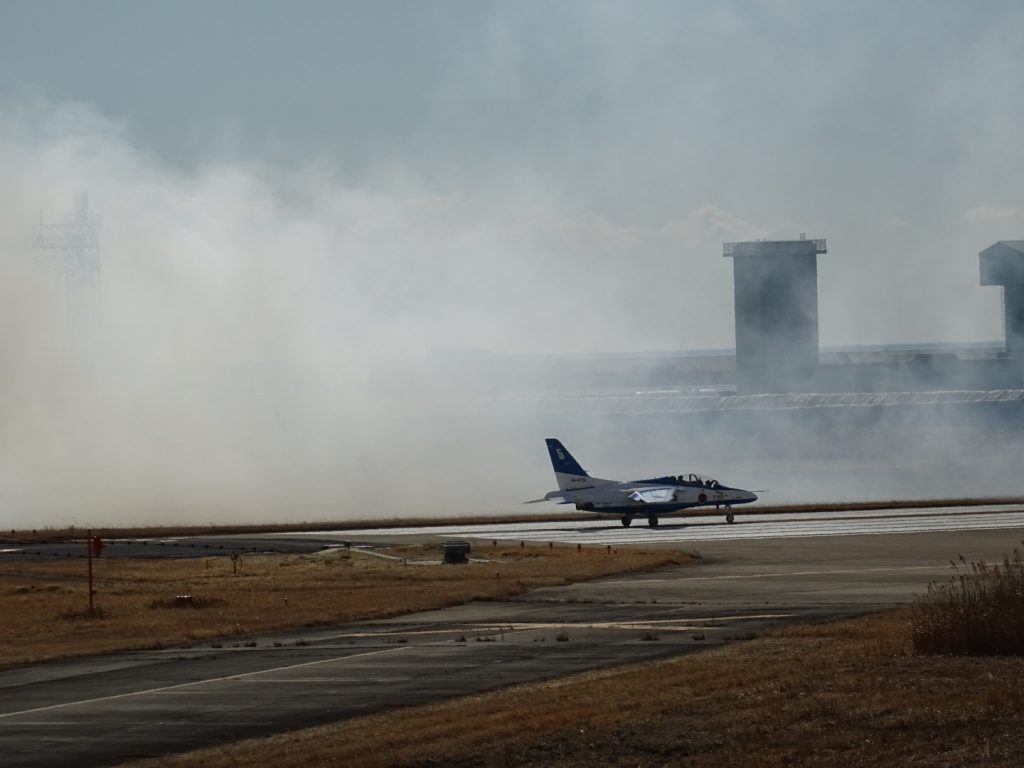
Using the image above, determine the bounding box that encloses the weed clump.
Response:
[913,548,1024,655]
[58,607,107,620]
[149,595,225,610]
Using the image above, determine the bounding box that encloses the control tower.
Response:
[723,236,827,394]
[980,240,1024,362]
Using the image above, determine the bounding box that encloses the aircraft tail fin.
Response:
[546,438,593,491]
[546,438,587,476]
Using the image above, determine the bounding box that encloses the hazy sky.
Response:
[3,1,1023,351]
[2,1,1024,525]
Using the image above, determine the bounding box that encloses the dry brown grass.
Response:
[913,549,1024,655]
[0,543,689,667]
[125,610,1024,768]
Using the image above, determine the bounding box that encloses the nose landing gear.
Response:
[621,515,633,527]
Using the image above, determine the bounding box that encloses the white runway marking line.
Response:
[468,612,795,634]
[567,518,1024,544]
[292,505,1024,545]
[483,622,705,633]
[289,505,1024,538]
[0,645,410,721]
[444,511,1024,545]
[601,565,943,585]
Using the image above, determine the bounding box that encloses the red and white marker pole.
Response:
[87,528,94,614]
[85,530,104,614]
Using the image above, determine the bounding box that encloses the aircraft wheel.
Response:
[726,512,735,524]
[621,516,632,527]
[647,516,659,528]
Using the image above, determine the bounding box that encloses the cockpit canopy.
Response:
[643,473,722,489]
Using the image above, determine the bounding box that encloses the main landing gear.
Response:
[621,514,659,528]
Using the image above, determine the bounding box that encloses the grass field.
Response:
[126,610,1024,768]
[0,543,690,667]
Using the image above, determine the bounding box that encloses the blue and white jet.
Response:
[527,438,758,528]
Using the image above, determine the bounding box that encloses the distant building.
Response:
[980,241,1024,362]
[723,237,827,394]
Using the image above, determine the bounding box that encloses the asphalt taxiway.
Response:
[2,505,1024,767]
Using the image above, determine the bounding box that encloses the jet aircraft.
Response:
[527,438,757,528]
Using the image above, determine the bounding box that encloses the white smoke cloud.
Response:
[661,205,761,244]
[965,206,1024,224]
[0,99,767,528]
[2,1,1023,527]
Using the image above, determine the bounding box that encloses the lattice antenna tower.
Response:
[32,193,102,353]
[33,192,102,287]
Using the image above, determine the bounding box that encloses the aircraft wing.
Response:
[525,494,569,504]
[626,486,677,504]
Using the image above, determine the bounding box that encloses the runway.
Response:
[285,503,1024,546]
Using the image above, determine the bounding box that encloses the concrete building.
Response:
[980,241,1024,361]
[393,236,1024,399]
[724,237,827,394]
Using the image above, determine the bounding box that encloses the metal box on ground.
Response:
[440,540,471,564]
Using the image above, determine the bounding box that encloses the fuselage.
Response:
[547,474,758,515]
